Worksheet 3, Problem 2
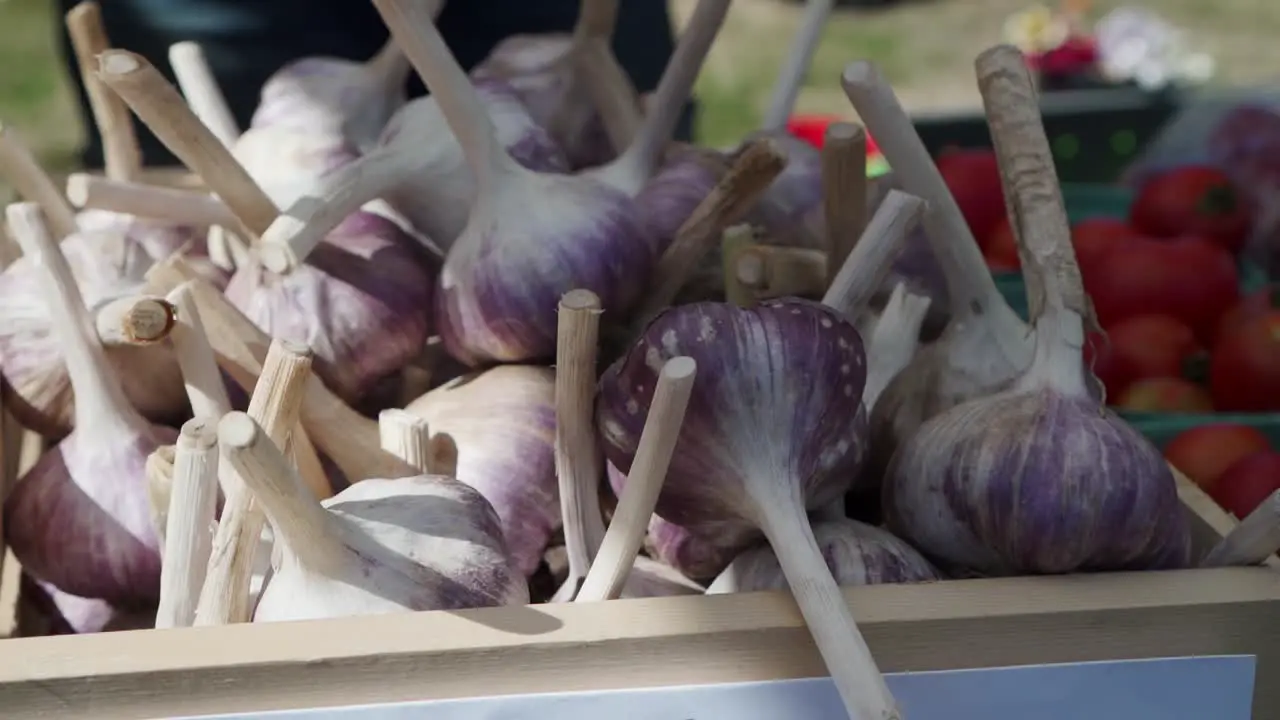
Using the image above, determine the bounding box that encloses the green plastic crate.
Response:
[1122,413,1280,450]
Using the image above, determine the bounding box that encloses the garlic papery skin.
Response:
[3,202,174,615]
[217,411,527,623]
[471,0,623,169]
[224,209,433,404]
[405,365,558,576]
[374,0,653,366]
[0,227,187,435]
[598,299,867,549]
[250,35,422,152]
[230,126,362,209]
[863,282,932,411]
[257,79,569,265]
[707,518,940,594]
[843,63,1036,479]
[882,45,1191,578]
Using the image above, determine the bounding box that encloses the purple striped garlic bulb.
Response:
[225,210,433,404]
[882,45,1190,577]
[707,519,941,594]
[251,40,414,152]
[597,299,868,556]
[472,34,613,170]
[0,221,188,436]
[4,203,174,624]
[373,0,653,366]
[405,365,558,576]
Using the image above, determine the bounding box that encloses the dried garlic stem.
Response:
[842,61,1016,329]
[758,496,899,719]
[145,257,411,483]
[821,122,868,288]
[427,433,458,477]
[555,0,637,149]
[156,419,219,629]
[0,125,79,238]
[578,39,643,153]
[378,409,432,472]
[146,445,177,543]
[552,289,607,602]
[976,45,1087,394]
[195,340,312,626]
[96,50,278,238]
[576,356,696,603]
[166,283,233,420]
[1201,490,1280,567]
[168,42,241,148]
[760,0,835,132]
[822,189,924,318]
[217,413,348,578]
[864,284,932,409]
[66,174,236,228]
[66,2,141,181]
[93,295,177,346]
[639,139,787,319]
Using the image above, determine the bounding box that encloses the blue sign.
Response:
[189,656,1255,719]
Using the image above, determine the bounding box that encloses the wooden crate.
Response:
[0,471,1272,719]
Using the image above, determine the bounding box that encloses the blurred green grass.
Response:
[0,0,82,173]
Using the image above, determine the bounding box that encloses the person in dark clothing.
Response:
[57,0,695,169]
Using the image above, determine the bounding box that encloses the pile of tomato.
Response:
[937,148,1280,415]
[1165,424,1280,519]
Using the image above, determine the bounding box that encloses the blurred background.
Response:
[2,0,1276,166]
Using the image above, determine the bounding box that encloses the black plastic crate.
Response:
[911,85,1185,183]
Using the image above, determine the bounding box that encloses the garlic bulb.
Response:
[4,202,174,622]
[230,126,360,209]
[597,298,896,718]
[224,209,434,403]
[257,79,569,264]
[250,38,416,152]
[472,0,626,169]
[405,366,558,576]
[99,50,435,405]
[374,0,653,366]
[883,46,1191,577]
[0,227,187,435]
[217,411,527,622]
[707,518,940,594]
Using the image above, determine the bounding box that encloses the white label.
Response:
[186,655,1254,720]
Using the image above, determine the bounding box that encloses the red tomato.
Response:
[983,216,1020,270]
[1086,235,1239,344]
[1130,166,1252,253]
[1209,311,1280,412]
[1070,217,1137,275]
[1216,283,1279,344]
[1209,451,1280,518]
[1087,314,1203,399]
[1116,377,1214,413]
[936,149,1005,244]
[1164,424,1272,492]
